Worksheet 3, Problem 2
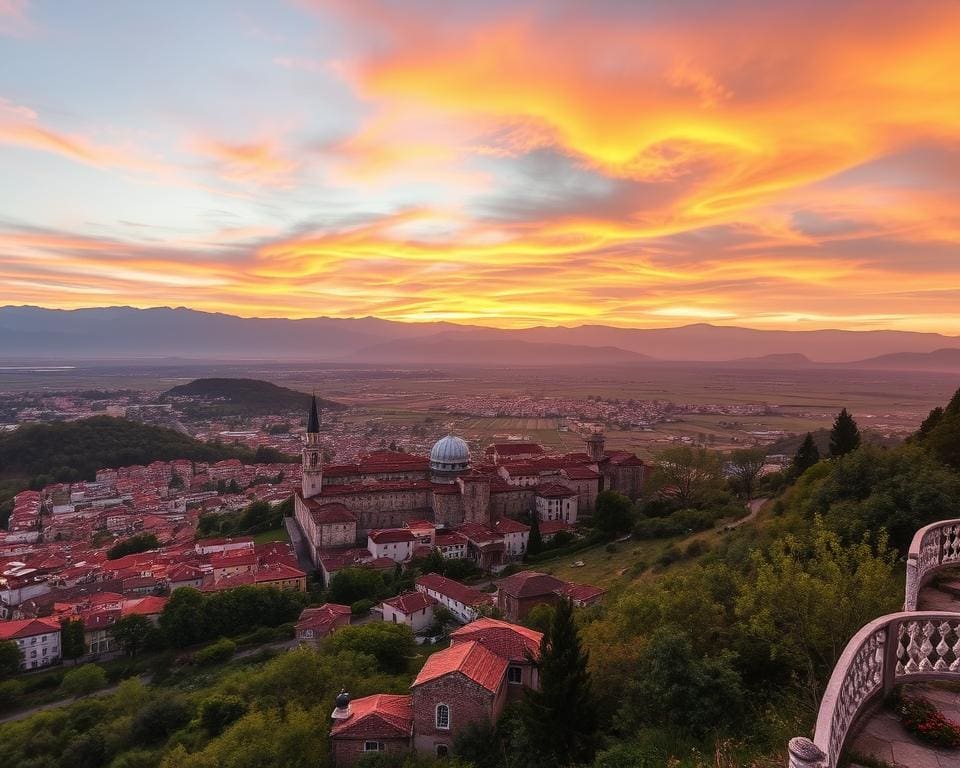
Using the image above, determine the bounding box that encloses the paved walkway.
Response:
[849,577,960,768]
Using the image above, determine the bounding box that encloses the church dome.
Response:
[430,435,470,472]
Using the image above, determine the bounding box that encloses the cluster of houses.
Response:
[0,526,307,670]
[0,459,298,554]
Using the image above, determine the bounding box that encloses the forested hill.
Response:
[164,378,344,415]
[0,416,254,485]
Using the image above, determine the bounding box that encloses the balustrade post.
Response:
[787,737,826,768]
[904,554,919,611]
[882,619,899,698]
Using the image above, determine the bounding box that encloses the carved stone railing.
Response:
[787,611,960,767]
[904,519,960,611]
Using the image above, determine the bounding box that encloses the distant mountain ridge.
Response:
[2,305,960,366]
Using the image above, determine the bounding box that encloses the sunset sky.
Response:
[2,1,960,332]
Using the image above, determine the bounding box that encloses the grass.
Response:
[252,526,289,544]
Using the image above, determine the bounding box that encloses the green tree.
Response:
[593,490,634,535]
[132,695,191,744]
[527,514,543,556]
[735,520,899,706]
[199,694,247,735]
[792,432,821,477]
[60,664,108,697]
[325,623,415,674]
[168,470,185,490]
[60,617,87,663]
[159,587,207,647]
[727,448,767,500]
[523,598,597,766]
[524,603,555,634]
[194,637,236,666]
[0,639,20,678]
[829,408,861,458]
[650,446,723,507]
[618,629,745,736]
[915,388,960,470]
[327,567,387,605]
[107,533,160,560]
[111,615,161,656]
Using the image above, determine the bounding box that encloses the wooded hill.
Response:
[163,378,344,416]
[0,416,254,486]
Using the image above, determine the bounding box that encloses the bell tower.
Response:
[585,427,605,463]
[302,393,323,498]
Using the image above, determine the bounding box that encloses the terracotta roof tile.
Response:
[412,639,507,692]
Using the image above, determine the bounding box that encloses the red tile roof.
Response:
[300,497,357,524]
[0,617,60,640]
[382,591,437,615]
[435,532,467,548]
[558,583,606,604]
[493,518,530,535]
[561,466,602,480]
[121,596,168,617]
[488,443,544,457]
[538,520,574,536]
[450,618,542,662]
[416,573,491,607]
[414,639,507,692]
[330,693,413,739]
[535,483,577,498]
[296,604,351,635]
[496,570,566,599]
[369,529,416,544]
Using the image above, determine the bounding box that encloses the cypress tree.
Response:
[792,432,821,476]
[527,514,543,557]
[523,598,597,766]
[829,408,861,458]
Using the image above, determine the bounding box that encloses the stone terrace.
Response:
[849,572,960,768]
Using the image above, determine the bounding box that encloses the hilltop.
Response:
[164,378,344,416]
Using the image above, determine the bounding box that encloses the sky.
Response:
[1,0,960,332]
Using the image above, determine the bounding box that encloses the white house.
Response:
[534,483,578,524]
[367,529,417,562]
[492,518,530,558]
[380,591,438,633]
[415,573,492,624]
[0,618,61,670]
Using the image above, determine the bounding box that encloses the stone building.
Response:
[292,394,647,564]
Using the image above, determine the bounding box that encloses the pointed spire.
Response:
[307,392,320,434]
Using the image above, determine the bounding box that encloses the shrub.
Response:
[605,543,619,553]
[60,664,108,697]
[655,546,681,568]
[0,678,23,710]
[200,694,247,735]
[351,598,375,615]
[131,695,191,744]
[194,637,236,666]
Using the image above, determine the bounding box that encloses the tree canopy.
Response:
[829,408,861,458]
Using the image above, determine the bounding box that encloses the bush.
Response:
[326,623,415,674]
[0,678,23,710]
[60,664,108,697]
[605,543,619,553]
[684,539,709,558]
[655,546,681,568]
[131,695,191,744]
[351,599,375,616]
[194,637,236,666]
[200,694,247,735]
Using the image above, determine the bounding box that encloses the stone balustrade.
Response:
[904,519,960,611]
[787,611,960,768]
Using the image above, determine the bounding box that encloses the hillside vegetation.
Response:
[164,378,344,416]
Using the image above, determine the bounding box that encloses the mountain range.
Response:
[2,305,960,369]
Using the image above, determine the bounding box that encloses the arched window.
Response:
[436,744,449,757]
[435,703,450,729]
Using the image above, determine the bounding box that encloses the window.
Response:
[435,703,450,729]
[436,744,449,757]
[507,666,523,684]
[364,742,385,752]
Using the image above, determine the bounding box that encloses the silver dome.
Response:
[430,435,470,471]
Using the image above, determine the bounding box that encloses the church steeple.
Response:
[302,392,323,498]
